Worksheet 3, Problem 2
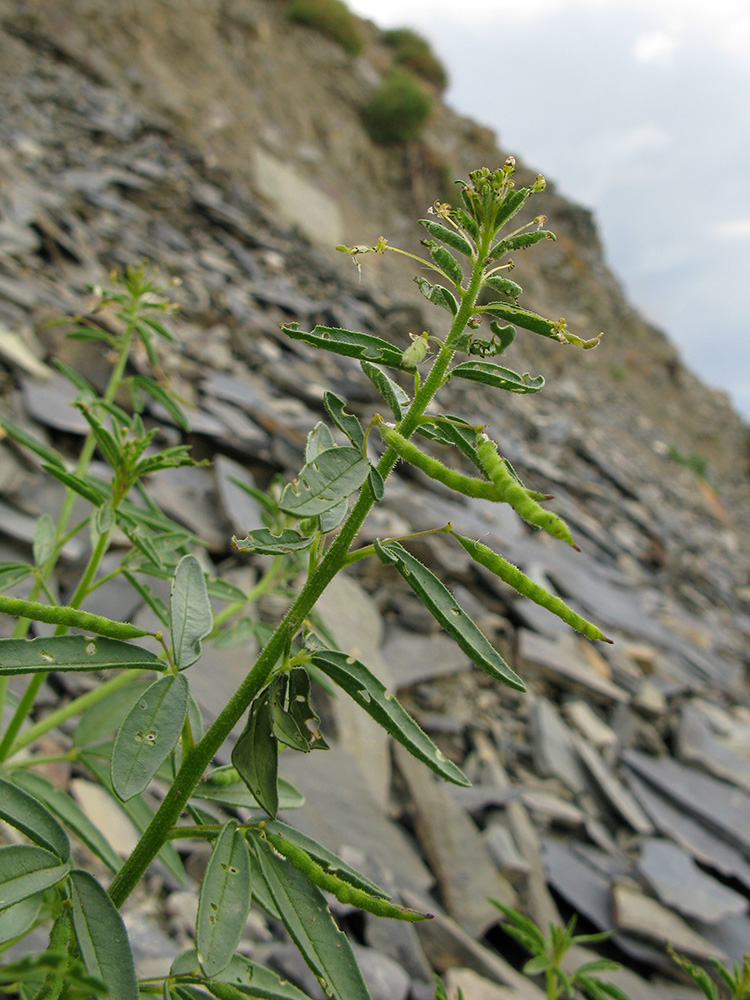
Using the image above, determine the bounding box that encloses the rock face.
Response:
[1,2,750,997]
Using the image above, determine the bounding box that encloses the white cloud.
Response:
[713,219,750,241]
[633,30,679,65]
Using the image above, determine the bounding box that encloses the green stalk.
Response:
[108,246,489,908]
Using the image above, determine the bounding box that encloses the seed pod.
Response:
[263,831,430,922]
[453,532,610,642]
[0,595,151,640]
[475,434,578,548]
[380,425,499,500]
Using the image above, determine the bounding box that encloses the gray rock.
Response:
[214,453,265,537]
[518,630,630,703]
[351,944,411,1000]
[145,464,231,552]
[677,701,750,792]
[637,838,747,923]
[382,629,470,689]
[395,744,516,939]
[529,698,588,794]
[623,749,750,858]
[573,735,654,834]
[624,769,750,890]
[612,880,723,960]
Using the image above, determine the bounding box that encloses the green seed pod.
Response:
[263,830,430,921]
[0,595,151,641]
[400,333,429,369]
[475,434,578,548]
[453,532,610,642]
[380,425,499,500]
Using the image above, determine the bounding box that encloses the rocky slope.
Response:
[1,2,750,998]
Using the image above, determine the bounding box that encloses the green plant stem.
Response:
[9,669,145,756]
[342,523,453,566]
[108,243,488,909]
[210,558,286,633]
[6,750,78,770]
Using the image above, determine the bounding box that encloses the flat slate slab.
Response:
[677,702,750,793]
[637,838,747,923]
[612,880,723,960]
[623,749,750,857]
[530,698,588,794]
[519,630,630,703]
[573,736,654,834]
[623,770,750,890]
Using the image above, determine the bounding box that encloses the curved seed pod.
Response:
[263,831,431,922]
[476,434,578,549]
[380,425,499,500]
[453,533,610,642]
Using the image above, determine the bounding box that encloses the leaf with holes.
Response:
[310,648,469,785]
[282,323,406,369]
[323,392,365,450]
[0,777,70,860]
[269,669,328,753]
[170,554,213,670]
[171,950,314,1000]
[111,673,189,800]
[279,447,370,518]
[231,692,279,818]
[249,834,372,1000]
[415,277,458,315]
[0,845,70,910]
[69,869,138,1000]
[0,636,162,675]
[196,821,252,977]
[449,360,545,394]
[305,421,336,462]
[374,541,525,691]
[233,529,315,555]
[11,771,121,874]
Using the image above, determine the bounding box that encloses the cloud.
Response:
[713,219,750,241]
[633,30,679,65]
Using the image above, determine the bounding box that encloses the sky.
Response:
[347,0,750,422]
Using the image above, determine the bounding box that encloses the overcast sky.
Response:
[348,0,750,422]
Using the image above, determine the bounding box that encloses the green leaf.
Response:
[10,771,122,874]
[111,673,189,800]
[171,950,314,1000]
[306,421,336,462]
[262,821,388,899]
[131,375,190,432]
[0,597,152,641]
[138,314,177,343]
[248,835,372,1000]
[417,218,474,258]
[0,414,65,468]
[667,946,718,1000]
[76,405,122,468]
[523,955,550,975]
[69,869,138,1000]
[416,416,484,471]
[478,302,565,342]
[323,392,365,449]
[269,669,328,753]
[279,447,370,518]
[196,821,252,977]
[0,845,69,910]
[493,186,531,230]
[415,277,458,314]
[233,529,314,555]
[171,554,213,670]
[423,241,463,287]
[368,467,385,503]
[0,560,34,590]
[491,901,546,952]
[282,323,406,370]
[449,360,545,394]
[52,357,96,394]
[374,541,525,690]
[488,229,556,261]
[32,514,56,569]
[192,772,304,812]
[231,692,279,818]
[484,275,523,300]
[44,464,108,505]
[81,753,186,884]
[121,570,171,627]
[0,635,162,675]
[310,648,470,785]
[0,892,42,945]
[206,577,248,603]
[360,361,410,420]
[96,502,115,534]
[0,777,70,860]
[319,498,349,533]
[73,678,154,748]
